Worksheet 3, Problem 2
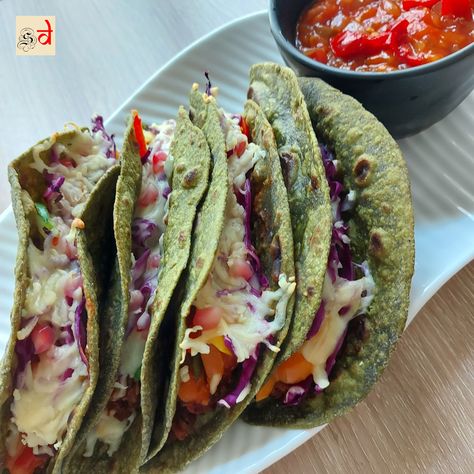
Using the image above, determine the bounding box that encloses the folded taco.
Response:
[0,119,119,473]
[244,67,414,427]
[141,84,296,472]
[62,107,211,473]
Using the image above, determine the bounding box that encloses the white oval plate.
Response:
[1,10,473,474]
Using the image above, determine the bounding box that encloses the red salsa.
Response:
[296,0,474,72]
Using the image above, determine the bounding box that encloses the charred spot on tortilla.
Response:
[369,228,387,259]
[182,168,199,188]
[279,152,297,191]
[381,202,391,214]
[354,155,374,187]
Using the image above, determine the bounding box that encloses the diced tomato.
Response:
[138,185,159,207]
[192,307,222,331]
[152,151,167,174]
[178,373,210,405]
[59,157,76,168]
[136,312,151,332]
[201,345,224,392]
[256,375,277,402]
[51,235,59,246]
[209,335,232,355]
[148,253,161,269]
[228,259,253,281]
[6,444,48,474]
[233,140,247,158]
[308,48,328,64]
[276,352,314,385]
[31,324,55,354]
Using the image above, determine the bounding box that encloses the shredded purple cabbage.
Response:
[141,148,151,165]
[235,178,270,296]
[127,245,158,336]
[216,286,246,297]
[132,218,158,258]
[218,348,259,408]
[14,337,35,385]
[140,281,154,304]
[204,71,212,96]
[306,301,325,340]
[320,143,354,286]
[162,186,171,199]
[283,376,313,406]
[325,328,348,375]
[249,286,262,298]
[224,336,235,355]
[43,170,65,203]
[61,368,74,382]
[74,298,88,368]
[91,115,116,159]
[131,249,151,289]
[258,273,269,290]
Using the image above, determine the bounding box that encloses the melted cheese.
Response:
[11,344,88,452]
[84,413,133,457]
[301,270,375,389]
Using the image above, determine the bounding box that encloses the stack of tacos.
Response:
[0,63,414,473]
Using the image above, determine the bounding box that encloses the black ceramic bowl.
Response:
[270,0,474,138]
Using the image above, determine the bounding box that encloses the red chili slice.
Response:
[441,0,472,20]
[330,30,391,60]
[132,111,148,158]
[402,0,439,10]
[239,116,250,138]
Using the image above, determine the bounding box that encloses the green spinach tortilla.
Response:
[243,76,414,428]
[0,128,119,473]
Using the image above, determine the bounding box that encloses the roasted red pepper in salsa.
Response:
[296,0,474,71]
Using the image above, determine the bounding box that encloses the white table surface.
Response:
[0,2,473,474]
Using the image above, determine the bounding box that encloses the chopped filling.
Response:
[84,119,176,457]
[171,112,295,441]
[5,119,116,470]
[256,144,375,406]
